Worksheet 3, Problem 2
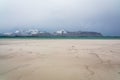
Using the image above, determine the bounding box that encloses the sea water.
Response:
[0,36,120,40]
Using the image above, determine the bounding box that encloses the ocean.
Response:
[0,36,120,40]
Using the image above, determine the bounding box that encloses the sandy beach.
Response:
[0,39,120,80]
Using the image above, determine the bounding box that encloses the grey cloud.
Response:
[0,0,120,36]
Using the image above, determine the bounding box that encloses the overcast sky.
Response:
[0,0,120,36]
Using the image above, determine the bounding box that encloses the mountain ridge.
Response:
[0,29,103,37]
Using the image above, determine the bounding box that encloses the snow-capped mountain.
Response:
[56,29,67,34]
[0,29,103,37]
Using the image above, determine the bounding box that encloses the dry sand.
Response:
[0,39,120,80]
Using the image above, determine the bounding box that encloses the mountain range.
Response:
[0,29,103,37]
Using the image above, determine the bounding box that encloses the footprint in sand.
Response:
[68,46,80,58]
[0,64,31,75]
[0,55,14,60]
[118,72,120,74]
[8,48,13,51]
[28,51,33,54]
[70,46,78,52]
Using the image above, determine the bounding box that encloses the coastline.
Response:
[0,36,120,40]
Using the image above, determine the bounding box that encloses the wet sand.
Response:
[0,39,120,80]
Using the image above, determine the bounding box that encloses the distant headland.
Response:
[0,29,102,37]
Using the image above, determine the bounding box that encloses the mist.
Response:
[0,0,120,36]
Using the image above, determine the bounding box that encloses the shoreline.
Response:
[0,36,120,40]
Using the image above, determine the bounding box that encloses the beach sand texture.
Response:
[0,39,120,80]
